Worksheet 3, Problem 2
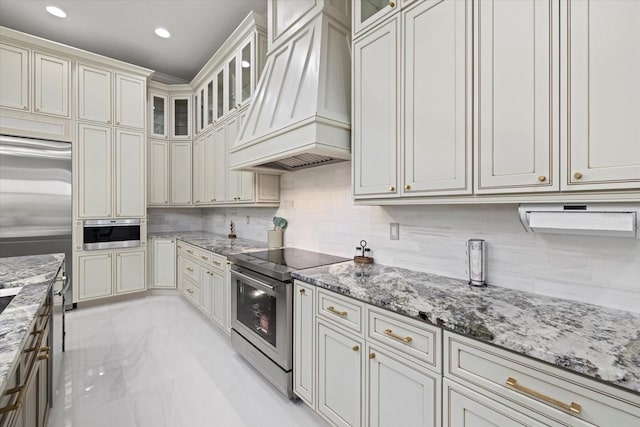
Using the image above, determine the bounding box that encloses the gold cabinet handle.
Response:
[35,107,40,112]
[211,199,216,202]
[37,355,49,361]
[352,345,359,352]
[187,250,194,254]
[186,267,194,272]
[388,186,395,192]
[39,346,50,353]
[177,245,182,249]
[196,200,200,203]
[164,201,168,204]
[116,121,120,125]
[389,1,396,7]
[538,176,546,182]
[369,352,376,359]
[299,288,306,294]
[404,184,411,190]
[573,172,583,180]
[505,377,581,414]
[23,105,28,110]
[213,261,221,266]
[107,120,111,124]
[383,328,412,343]
[326,306,348,317]
[201,256,208,260]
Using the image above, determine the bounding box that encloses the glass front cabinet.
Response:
[171,95,191,139]
[149,91,168,138]
[227,36,255,115]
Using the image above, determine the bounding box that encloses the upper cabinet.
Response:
[354,0,639,204]
[33,52,70,117]
[0,43,29,111]
[149,91,168,138]
[77,64,146,130]
[474,0,559,194]
[562,0,640,191]
[171,95,192,139]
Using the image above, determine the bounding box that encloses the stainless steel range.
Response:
[228,248,348,398]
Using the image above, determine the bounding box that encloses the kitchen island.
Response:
[0,253,64,395]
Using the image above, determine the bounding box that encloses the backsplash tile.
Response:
[153,162,640,313]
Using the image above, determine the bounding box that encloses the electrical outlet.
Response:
[246,215,250,225]
[390,223,400,240]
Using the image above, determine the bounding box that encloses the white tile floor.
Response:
[47,295,327,427]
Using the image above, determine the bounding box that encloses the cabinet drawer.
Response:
[182,257,199,283]
[445,332,640,426]
[209,253,226,271]
[197,250,212,264]
[367,306,441,373]
[317,289,364,335]
[183,278,200,306]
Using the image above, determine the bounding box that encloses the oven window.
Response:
[83,225,140,243]
[236,280,277,347]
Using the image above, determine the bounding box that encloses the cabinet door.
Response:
[239,38,254,105]
[317,321,364,427]
[77,64,112,124]
[38,325,51,427]
[353,0,399,37]
[171,96,191,139]
[115,250,146,294]
[226,114,255,201]
[403,0,471,196]
[210,268,225,328]
[353,17,399,198]
[152,239,175,288]
[443,379,549,427]
[115,129,145,217]
[564,0,640,190]
[204,130,219,203]
[227,53,239,113]
[0,43,29,110]
[148,139,169,205]
[78,253,113,299]
[193,137,205,205]
[206,78,215,127]
[176,253,185,291]
[149,91,168,138]
[216,68,225,120]
[213,124,227,202]
[115,74,145,129]
[475,0,559,193]
[77,124,112,218]
[33,52,70,117]
[170,142,192,205]
[22,362,39,427]
[367,345,440,427]
[294,282,315,406]
[256,174,280,202]
[200,267,214,318]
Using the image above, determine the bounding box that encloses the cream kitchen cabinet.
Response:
[474,0,559,194]
[169,141,192,205]
[293,282,315,407]
[562,0,640,191]
[353,0,400,38]
[0,43,29,111]
[226,111,255,202]
[171,95,191,139]
[77,249,147,301]
[317,320,365,427]
[192,134,206,205]
[150,237,176,289]
[77,64,145,130]
[148,139,170,205]
[33,52,70,118]
[192,128,222,206]
[352,15,399,198]
[76,123,145,218]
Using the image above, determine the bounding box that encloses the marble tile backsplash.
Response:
[151,162,640,313]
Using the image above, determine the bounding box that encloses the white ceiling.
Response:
[0,0,268,84]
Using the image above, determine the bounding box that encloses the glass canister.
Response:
[467,239,486,286]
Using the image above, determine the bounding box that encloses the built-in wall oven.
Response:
[228,248,349,398]
[82,219,141,250]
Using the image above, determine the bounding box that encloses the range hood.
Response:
[229,8,351,174]
[518,204,640,238]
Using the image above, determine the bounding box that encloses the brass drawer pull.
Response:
[352,345,359,352]
[187,288,194,294]
[299,288,306,294]
[213,261,221,266]
[37,355,48,361]
[201,256,208,260]
[326,306,347,317]
[369,352,376,359]
[39,346,50,353]
[187,249,194,254]
[505,377,581,414]
[383,328,412,343]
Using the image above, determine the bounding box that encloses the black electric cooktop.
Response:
[228,248,349,282]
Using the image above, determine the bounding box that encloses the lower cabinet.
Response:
[76,248,146,301]
[176,240,229,334]
[149,237,176,288]
[294,280,442,427]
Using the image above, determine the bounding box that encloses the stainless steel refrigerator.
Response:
[0,134,73,309]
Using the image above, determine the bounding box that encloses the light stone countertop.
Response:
[292,261,640,394]
[0,253,65,394]
[148,231,269,257]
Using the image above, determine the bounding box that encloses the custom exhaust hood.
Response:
[518,204,640,238]
[229,5,352,174]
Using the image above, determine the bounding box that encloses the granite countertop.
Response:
[292,261,640,394]
[149,231,269,256]
[0,253,65,394]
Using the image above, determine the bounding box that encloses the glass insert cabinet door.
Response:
[228,56,237,112]
[150,93,167,138]
[241,41,252,103]
[217,69,224,119]
[207,79,214,125]
[355,0,398,34]
[171,96,190,139]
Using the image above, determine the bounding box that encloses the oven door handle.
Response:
[55,275,70,297]
[231,270,277,291]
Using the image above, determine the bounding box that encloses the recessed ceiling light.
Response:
[155,27,171,39]
[241,60,251,68]
[46,6,67,18]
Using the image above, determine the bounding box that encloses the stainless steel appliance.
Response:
[0,135,72,309]
[228,248,349,398]
[82,219,141,250]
